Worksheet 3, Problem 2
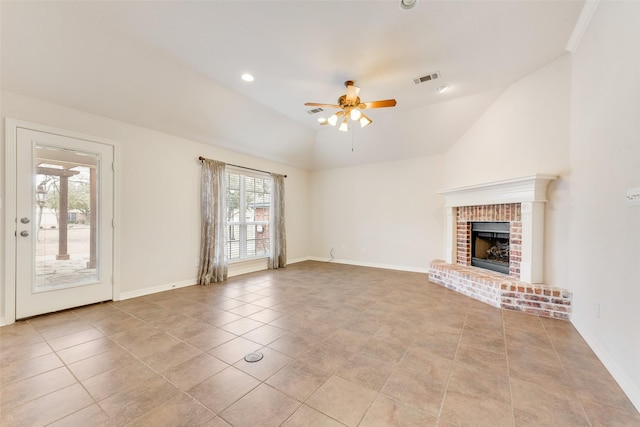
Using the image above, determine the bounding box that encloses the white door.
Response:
[15,128,114,319]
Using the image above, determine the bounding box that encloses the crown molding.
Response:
[566,0,600,53]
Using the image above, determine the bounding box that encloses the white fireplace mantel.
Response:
[437,174,557,284]
[437,174,557,207]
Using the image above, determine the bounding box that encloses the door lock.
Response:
[20,230,29,237]
[20,217,30,224]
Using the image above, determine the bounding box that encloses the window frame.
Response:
[225,166,271,263]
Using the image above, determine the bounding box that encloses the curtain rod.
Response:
[198,156,287,178]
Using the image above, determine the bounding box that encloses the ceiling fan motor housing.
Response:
[338,95,361,108]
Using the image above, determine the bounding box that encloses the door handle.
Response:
[20,217,31,224]
[20,230,29,237]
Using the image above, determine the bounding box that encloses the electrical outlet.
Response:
[195,258,200,267]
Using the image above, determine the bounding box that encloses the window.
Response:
[226,169,271,261]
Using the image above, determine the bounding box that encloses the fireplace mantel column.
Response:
[520,201,545,283]
[444,206,456,264]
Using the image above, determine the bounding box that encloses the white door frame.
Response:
[4,118,121,325]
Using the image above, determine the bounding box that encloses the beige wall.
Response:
[568,1,640,408]
[309,156,445,271]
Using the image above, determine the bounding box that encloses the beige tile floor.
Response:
[1,261,639,426]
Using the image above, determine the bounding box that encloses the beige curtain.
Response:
[268,173,287,269]
[198,159,227,284]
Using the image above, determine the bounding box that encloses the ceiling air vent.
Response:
[413,72,440,85]
[307,107,324,115]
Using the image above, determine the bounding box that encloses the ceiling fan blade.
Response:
[305,102,341,108]
[361,99,397,109]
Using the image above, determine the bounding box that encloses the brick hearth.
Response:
[429,260,572,320]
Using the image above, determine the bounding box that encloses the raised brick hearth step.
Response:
[428,260,572,320]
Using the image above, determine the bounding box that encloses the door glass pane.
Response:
[34,146,99,292]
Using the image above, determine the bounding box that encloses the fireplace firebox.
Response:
[471,222,510,274]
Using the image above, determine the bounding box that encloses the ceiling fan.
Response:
[305,80,397,131]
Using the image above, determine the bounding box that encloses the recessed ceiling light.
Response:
[241,73,254,82]
[436,84,451,94]
[400,0,417,11]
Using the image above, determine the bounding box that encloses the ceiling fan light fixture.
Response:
[359,115,372,128]
[328,114,339,126]
[338,118,349,132]
[350,109,362,121]
[436,84,451,94]
[400,0,417,11]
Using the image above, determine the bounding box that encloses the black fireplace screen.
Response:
[471,222,510,274]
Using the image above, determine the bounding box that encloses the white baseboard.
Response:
[116,257,313,302]
[307,256,429,274]
[229,258,269,277]
[118,279,197,301]
[286,256,312,265]
[0,317,6,327]
[228,256,313,276]
[572,318,640,413]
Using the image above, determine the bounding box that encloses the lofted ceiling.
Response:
[1,1,584,171]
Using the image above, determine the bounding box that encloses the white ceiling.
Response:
[1,1,584,171]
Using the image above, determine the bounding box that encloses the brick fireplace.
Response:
[457,204,521,277]
[428,175,572,320]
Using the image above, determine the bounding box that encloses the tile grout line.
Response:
[25,316,101,426]
[540,319,594,426]
[434,311,469,425]
[502,310,517,427]
[355,288,421,426]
